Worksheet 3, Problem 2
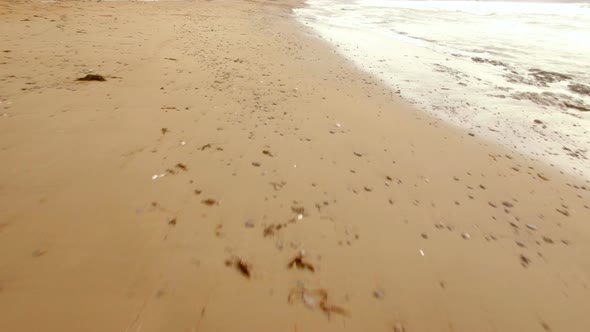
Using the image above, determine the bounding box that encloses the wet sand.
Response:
[294,1,590,181]
[1,1,590,331]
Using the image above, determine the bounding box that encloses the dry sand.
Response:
[1,1,590,331]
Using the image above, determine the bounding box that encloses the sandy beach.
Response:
[1,1,590,331]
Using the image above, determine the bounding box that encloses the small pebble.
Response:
[462,232,471,240]
[526,224,538,231]
[502,201,514,208]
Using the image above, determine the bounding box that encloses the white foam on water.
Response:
[295,0,590,180]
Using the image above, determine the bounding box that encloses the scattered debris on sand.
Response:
[270,181,286,191]
[175,163,188,171]
[502,201,514,208]
[520,254,531,267]
[263,223,286,237]
[288,285,349,318]
[291,205,305,215]
[287,251,315,272]
[236,259,251,278]
[201,198,218,206]
[76,74,106,82]
[556,208,569,217]
[263,224,276,237]
[225,257,252,278]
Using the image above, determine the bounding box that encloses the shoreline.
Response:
[294,0,590,182]
[1,1,590,331]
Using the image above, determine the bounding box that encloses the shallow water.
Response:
[295,0,590,179]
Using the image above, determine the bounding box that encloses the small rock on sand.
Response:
[76,74,106,82]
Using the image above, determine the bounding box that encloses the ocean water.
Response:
[294,0,590,179]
